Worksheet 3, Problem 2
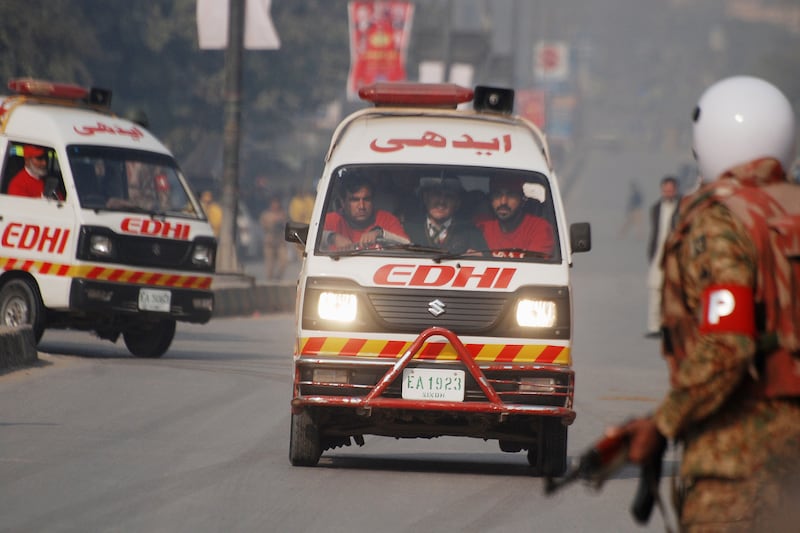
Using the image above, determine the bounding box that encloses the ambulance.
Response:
[0,79,215,358]
[285,83,591,473]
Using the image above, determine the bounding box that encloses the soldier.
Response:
[611,77,800,531]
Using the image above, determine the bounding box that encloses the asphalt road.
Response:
[0,131,687,532]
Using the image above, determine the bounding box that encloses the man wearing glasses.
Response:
[8,145,50,198]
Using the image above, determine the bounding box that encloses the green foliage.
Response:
[0,0,351,188]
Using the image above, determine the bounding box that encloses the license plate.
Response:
[138,288,171,312]
[402,368,465,401]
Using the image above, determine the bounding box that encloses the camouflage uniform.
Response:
[655,158,800,531]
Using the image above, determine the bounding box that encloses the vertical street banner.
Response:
[516,89,547,129]
[197,0,281,50]
[347,1,414,100]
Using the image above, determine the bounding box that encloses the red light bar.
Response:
[8,78,89,100]
[358,83,474,108]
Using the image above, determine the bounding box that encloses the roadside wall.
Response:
[0,278,295,372]
[211,277,297,318]
[0,325,37,372]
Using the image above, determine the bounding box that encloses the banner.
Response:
[516,89,546,129]
[347,1,414,100]
[197,0,281,50]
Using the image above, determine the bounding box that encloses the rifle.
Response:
[543,429,666,525]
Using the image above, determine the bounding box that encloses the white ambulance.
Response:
[286,83,591,473]
[0,79,215,358]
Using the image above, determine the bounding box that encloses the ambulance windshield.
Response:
[66,145,202,218]
[317,164,561,263]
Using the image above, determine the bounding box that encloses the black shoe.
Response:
[644,331,660,339]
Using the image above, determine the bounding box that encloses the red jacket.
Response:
[478,213,554,255]
[8,168,44,197]
[324,210,408,243]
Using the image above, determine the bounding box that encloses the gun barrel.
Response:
[543,468,581,495]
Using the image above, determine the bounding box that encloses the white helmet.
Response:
[692,76,796,181]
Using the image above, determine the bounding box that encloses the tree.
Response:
[0,0,352,192]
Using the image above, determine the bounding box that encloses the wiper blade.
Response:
[327,242,447,260]
[381,242,445,254]
[328,247,383,259]
[472,248,551,259]
[90,199,168,218]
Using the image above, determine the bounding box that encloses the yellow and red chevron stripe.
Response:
[299,336,571,365]
[0,256,212,289]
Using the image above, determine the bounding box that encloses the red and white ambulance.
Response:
[286,83,591,473]
[0,79,215,357]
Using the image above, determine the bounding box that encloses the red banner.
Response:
[347,1,414,100]
[516,89,546,129]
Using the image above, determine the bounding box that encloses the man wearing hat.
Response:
[405,175,486,254]
[8,145,49,197]
[477,176,554,257]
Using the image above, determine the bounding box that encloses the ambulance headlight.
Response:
[318,292,357,322]
[516,299,557,328]
[90,235,114,257]
[191,243,214,267]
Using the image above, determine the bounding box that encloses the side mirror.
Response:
[43,176,64,201]
[570,222,591,253]
[285,221,309,245]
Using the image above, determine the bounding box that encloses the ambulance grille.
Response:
[367,291,507,333]
[118,236,192,268]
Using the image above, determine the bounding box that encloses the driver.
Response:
[323,176,409,250]
[8,145,49,197]
[477,176,554,257]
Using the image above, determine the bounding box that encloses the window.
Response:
[317,164,560,262]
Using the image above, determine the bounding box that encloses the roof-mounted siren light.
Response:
[8,78,89,100]
[358,82,474,108]
[473,86,514,115]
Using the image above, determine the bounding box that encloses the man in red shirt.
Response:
[323,176,408,250]
[8,145,48,197]
[478,176,554,257]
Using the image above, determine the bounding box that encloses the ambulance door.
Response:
[0,142,77,308]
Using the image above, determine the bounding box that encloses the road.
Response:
[0,135,685,532]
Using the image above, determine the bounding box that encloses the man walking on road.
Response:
[645,175,680,337]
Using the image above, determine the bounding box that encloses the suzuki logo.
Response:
[428,299,446,317]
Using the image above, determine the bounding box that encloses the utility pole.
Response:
[441,0,452,80]
[217,0,244,273]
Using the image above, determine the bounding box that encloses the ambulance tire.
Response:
[528,419,568,476]
[0,278,45,343]
[122,319,175,358]
[289,410,322,467]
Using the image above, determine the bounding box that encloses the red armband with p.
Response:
[698,284,756,337]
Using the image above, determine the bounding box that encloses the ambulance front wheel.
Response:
[0,278,45,343]
[289,410,322,466]
[528,418,568,477]
[122,319,176,358]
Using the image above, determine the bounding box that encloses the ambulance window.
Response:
[318,164,560,263]
[1,143,65,199]
[66,145,201,218]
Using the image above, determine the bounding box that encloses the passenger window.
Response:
[1,143,65,199]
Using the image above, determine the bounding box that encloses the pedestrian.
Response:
[259,195,288,280]
[645,175,680,337]
[612,76,800,531]
[199,190,223,237]
[618,180,644,238]
[288,186,315,225]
